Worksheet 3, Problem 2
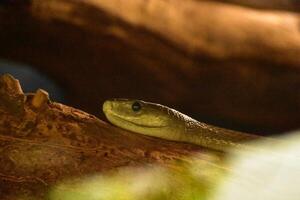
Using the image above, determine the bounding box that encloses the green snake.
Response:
[103,99,265,152]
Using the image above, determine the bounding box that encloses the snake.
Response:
[103,99,267,152]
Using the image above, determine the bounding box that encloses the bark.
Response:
[0,74,203,199]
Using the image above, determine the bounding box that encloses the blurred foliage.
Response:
[48,154,225,200]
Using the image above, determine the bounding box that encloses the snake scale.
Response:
[103,99,266,152]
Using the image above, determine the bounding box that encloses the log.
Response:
[0,74,203,199]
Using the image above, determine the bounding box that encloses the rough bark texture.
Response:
[0,74,204,199]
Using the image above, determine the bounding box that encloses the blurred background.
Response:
[0,0,299,135]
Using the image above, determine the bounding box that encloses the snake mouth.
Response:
[105,112,167,129]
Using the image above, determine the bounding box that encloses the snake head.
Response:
[103,99,185,140]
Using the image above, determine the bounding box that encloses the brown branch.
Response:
[32,0,300,68]
[0,74,203,199]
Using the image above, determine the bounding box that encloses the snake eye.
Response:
[132,101,141,112]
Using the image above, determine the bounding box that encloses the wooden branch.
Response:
[31,0,300,67]
[0,74,203,199]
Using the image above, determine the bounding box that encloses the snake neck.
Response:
[181,118,262,151]
[165,107,261,151]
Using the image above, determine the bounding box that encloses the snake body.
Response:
[103,99,264,151]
